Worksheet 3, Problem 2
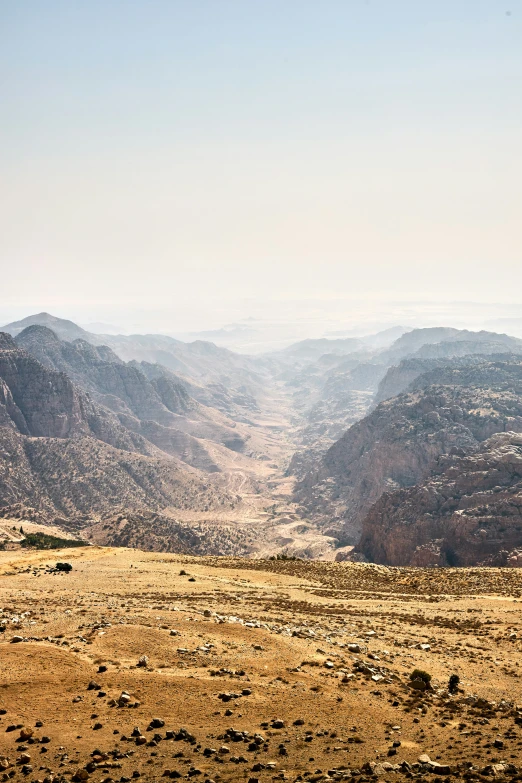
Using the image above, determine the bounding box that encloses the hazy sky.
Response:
[1,1,522,330]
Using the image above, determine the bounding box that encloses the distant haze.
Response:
[1,1,521,335]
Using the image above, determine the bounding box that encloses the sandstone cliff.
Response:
[375,353,522,404]
[295,357,522,543]
[357,431,522,567]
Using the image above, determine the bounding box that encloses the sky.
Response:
[1,1,522,333]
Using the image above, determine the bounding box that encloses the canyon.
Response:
[1,313,522,567]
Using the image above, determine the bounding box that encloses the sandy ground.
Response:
[1,548,522,782]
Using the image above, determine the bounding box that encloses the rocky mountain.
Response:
[275,326,411,367]
[2,312,92,341]
[2,313,278,417]
[5,312,522,566]
[133,360,262,423]
[0,332,152,454]
[14,325,249,471]
[0,332,239,527]
[358,431,522,567]
[295,356,522,544]
[0,428,236,527]
[284,327,522,482]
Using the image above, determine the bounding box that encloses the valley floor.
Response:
[1,548,522,781]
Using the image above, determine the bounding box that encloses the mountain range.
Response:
[2,311,522,565]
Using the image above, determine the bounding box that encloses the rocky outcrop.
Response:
[295,357,522,543]
[375,358,451,404]
[414,338,522,360]
[357,432,522,567]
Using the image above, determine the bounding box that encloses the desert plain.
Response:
[1,548,522,783]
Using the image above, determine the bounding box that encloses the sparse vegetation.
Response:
[448,673,460,693]
[55,561,73,572]
[409,668,432,684]
[21,532,84,550]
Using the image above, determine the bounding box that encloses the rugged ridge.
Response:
[2,313,278,414]
[14,325,250,470]
[376,353,522,404]
[357,431,522,567]
[376,327,522,365]
[295,356,522,543]
[0,333,237,526]
[0,429,235,525]
[0,332,152,454]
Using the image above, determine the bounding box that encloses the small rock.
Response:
[428,762,451,774]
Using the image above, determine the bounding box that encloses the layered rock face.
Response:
[0,333,237,525]
[0,333,152,453]
[14,325,248,469]
[15,325,192,423]
[295,357,522,544]
[358,432,522,567]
